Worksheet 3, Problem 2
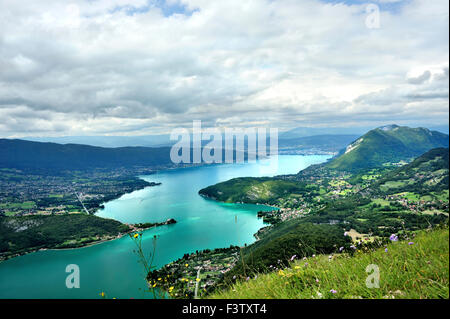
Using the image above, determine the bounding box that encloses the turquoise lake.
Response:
[0,155,330,299]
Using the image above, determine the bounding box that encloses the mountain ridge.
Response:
[0,138,173,171]
[326,125,449,171]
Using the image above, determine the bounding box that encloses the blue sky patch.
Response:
[109,0,198,17]
[319,0,409,14]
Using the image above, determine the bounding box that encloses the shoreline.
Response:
[1,156,303,266]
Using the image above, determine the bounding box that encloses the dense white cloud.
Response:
[0,0,448,137]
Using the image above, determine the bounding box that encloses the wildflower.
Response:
[304,262,308,267]
[317,292,323,298]
[152,283,157,288]
[385,248,388,253]
[133,233,139,238]
[196,278,201,282]
[233,275,237,280]
[312,254,316,258]
[100,292,105,297]
[328,255,333,260]
[339,247,344,252]
[246,277,250,281]
[408,242,414,245]
[303,257,307,261]
[158,278,162,281]
[350,245,356,250]
[169,286,174,292]
[315,278,319,283]
[389,234,398,242]
[290,255,297,261]
[330,289,337,294]
[185,264,189,267]
[344,232,348,236]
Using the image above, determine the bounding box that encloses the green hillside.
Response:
[199,177,308,204]
[194,148,449,298]
[209,226,449,299]
[0,214,131,259]
[224,222,351,279]
[372,147,449,195]
[199,148,449,210]
[326,125,449,171]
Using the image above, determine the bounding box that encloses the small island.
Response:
[133,218,177,230]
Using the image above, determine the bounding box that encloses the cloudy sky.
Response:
[0,0,448,137]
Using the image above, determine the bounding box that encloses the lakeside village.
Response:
[0,168,162,217]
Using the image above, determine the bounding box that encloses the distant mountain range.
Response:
[278,134,359,154]
[23,134,173,148]
[0,139,173,171]
[20,124,448,148]
[280,124,449,139]
[279,126,370,139]
[326,125,449,171]
[0,139,258,172]
[1,124,448,173]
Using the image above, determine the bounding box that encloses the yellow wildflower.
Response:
[133,233,139,238]
[196,278,201,282]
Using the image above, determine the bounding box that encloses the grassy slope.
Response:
[209,227,449,299]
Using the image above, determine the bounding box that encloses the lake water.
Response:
[0,155,330,299]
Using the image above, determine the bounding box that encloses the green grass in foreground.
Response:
[209,227,449,299]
